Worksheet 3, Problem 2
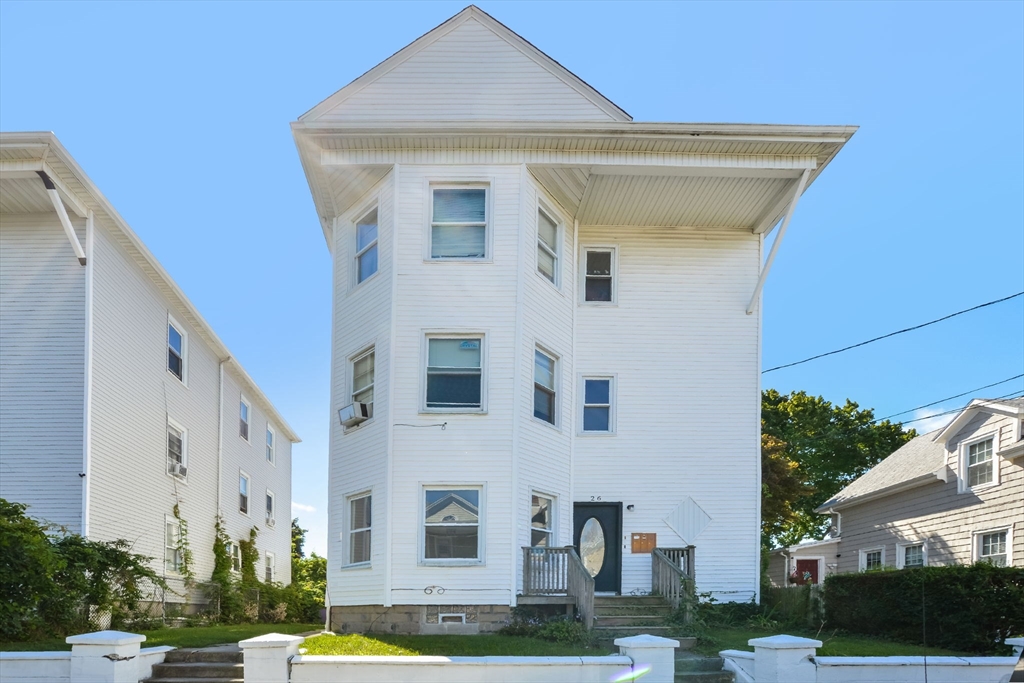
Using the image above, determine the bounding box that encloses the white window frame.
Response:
[959,432,999,492]
[354,204,380,286]
[536,204,561,288]
[421,332,487,414]
[266,425,276,465]
[166,418,188,480]
[350,345,376,424]
[580,245,617,305]
[973,527,1012,566]
[425,183,491,262]
[579,375,616,435]
[420,484,485,566]
[265,489,276,526]
[230,542,241,573]
[239,396,251,442]
[265,551,276,583]
[344,491,372,568]
[164,516,182,574]
[530,491,557,548]
[167,314,188,385]
[239,470,251,516]
[859,547,885,571]
[896,541,928,569]
[533,345,558,428]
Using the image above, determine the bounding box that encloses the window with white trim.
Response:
[266,425,276,464]
[239,472,250,515]
[352,348,375,418]
[230,542,241,572]
[533,348,556,425]
[423,487,481,561]
[537,208,558,284]
[899,543,925,568]
[430,187,487,259]
[967,438,994,487]
[583,248,615,302]
[239,398,250,441]
[531,493,554,547]
[356,207,379,283]
[165,518,182,573]
[348,493,372,565]
[426,337,482,410]
[166,421,187,478]
[265,551,276,583]
[266,490,275,525]
[582,377,613,433]
[860,547,884,571]
[979,530,1007,566]
[167,319,186,382]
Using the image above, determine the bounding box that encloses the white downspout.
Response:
[81,211,94,536]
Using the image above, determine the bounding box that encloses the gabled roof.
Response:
[814,430,946,512]
[934,397,1024,445]
[299,5,631,124]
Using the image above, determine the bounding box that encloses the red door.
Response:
[795,559,819,585]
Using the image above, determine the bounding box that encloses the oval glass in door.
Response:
[579,517,605,577]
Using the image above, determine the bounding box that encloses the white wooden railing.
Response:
[652,546,695,619]
[521,546,595,628]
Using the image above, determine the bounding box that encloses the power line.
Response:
[873,374,1024,423]
[763,292,1024,374]
[893,391,1024,427]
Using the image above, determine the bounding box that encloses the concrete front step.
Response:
[163,647,243,664]
[595,605,674,616]
[676,655,725,672]
[594,614,674,627]
[148,661,244,680]
[674,672,734,683]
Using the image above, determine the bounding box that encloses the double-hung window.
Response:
[352,348,375,418]
[979,531,1007,566]
[167,319,186,381]
[265,551,275,583]
[534,349,556,425]
[239,398,250,441]
[424,487,481,561]
[165,518,182,573]
[266,426,276,464]
[167,421,187,477]
[430,187,487,259]
[356,207,379,283]
[426,337,482,410]
[967,438,994,487]
[537,209,558,283]
[266,490,275,525]
[583,248,615,302]
[861,548,883,571]
[582,378,613,433]
[348,494,372,565]
[230,543,241,572]
[899,543,925,568]
[239,472,250,515]
[531,494,554,547]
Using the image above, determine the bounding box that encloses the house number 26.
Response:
[590,496,602,501]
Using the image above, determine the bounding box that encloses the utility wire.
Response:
[873,374,1024,423]
[763,292,1024,374]
[892,390,1024,427]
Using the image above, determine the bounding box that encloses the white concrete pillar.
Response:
[239,633,305,683]
[615,634,680,683]
[1007,637,1023,658]
[66,630,145,683]
[749,634,820,683]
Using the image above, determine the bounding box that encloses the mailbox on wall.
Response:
[631,533,656,553]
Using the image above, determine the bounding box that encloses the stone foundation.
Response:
[329,604,511,635]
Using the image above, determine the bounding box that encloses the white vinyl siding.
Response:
[430,187,487,259]
[347,493,372,566]
[356,207,379,284]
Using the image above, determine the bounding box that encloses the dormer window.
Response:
[967,438,994,487]
[430,187,487,259]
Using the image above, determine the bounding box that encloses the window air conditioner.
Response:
[168,462,188,478]
[266,517,276,528]
[339,403,370,428]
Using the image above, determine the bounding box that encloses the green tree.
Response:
[288,519,326,622]
[762,390,914,547]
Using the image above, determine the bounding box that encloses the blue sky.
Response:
[2,1,1021,555]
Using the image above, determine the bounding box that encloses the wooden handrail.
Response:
[652,546,695,621]
[521,546,595,629]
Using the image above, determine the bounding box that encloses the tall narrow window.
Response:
[584,249,614,302]
[165,519,182,573]
[230,543,241,572]
[349,494,372,565]
[266,426,276,464]
[533,349,556,425]
[239,472,250,514]
[265,552,275,583]
[167,422,186,476]
[352,348,375,418]
[426,338,482,410]
[967,438,994,487]
[979,531,1007,566]
[356,208,379,283]
[537,209,558,283]
[239,399,250,441]
[266,490,275,525]
[583,378,612,433]
[431,188,486,259]
[531,494,554,547]
[424,488,480,561]
[167,321,185,381]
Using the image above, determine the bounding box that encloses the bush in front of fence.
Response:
[823,563,1024,653]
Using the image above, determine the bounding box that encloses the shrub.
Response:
[497,606,545,638]
[536,617,590,645]
[823,563,1024,653]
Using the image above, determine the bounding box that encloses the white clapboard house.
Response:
[293,6,855,633]
[0,132,300,608]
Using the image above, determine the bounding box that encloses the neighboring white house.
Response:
[0,132,300,608]
[293,6,855,633]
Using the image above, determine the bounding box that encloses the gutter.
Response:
[815,470,945,513]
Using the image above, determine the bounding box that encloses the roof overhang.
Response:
[814,469,947,513]
[934,398,1023,447]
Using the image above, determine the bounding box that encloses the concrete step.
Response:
[594,614,672,627]
[593,625,678,638]
[163,648,243,664]
[594,604,674,616]
[674,672,734,683]
[594,595,671,606]
[149,661,244,679]
[676,655,725,672]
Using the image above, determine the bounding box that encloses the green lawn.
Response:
[694,627,973,658]
[301,633,613,657]
[0,623,322,652]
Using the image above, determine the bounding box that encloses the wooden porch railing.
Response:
[651,546,695,620]
[521,546,595,629]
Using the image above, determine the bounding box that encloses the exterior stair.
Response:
[142,645,243,683]
[675,653,734,682]
[592,595,680,638]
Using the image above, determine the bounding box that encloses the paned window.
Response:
[239,399,250,441]
[230,543,241,572]
[352,348,375,417]
[426,338,482,409]
[168,321,185,381]
[349,494,372,565]
[239,472,250,514]
[980,531,1007,566]
[266,490,275,524]
[863,549,883,571]
[431,188,486,259]
[534,349,556,425]
[167,423,186,476]
[165,519,182,573]
[537,209,558,283]
[265,551,275,583]
[584,249,614,302]
[424,488,480,560]
[967,438,994,487]
[903,544,924,568]
[583,378,612,432]
[531,494,554,547]
[356,207,379,283]
[266,426,276,464]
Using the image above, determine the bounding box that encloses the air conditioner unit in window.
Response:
[266,516,276,528]
[339,403,370,428]
[168,462,188,478]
